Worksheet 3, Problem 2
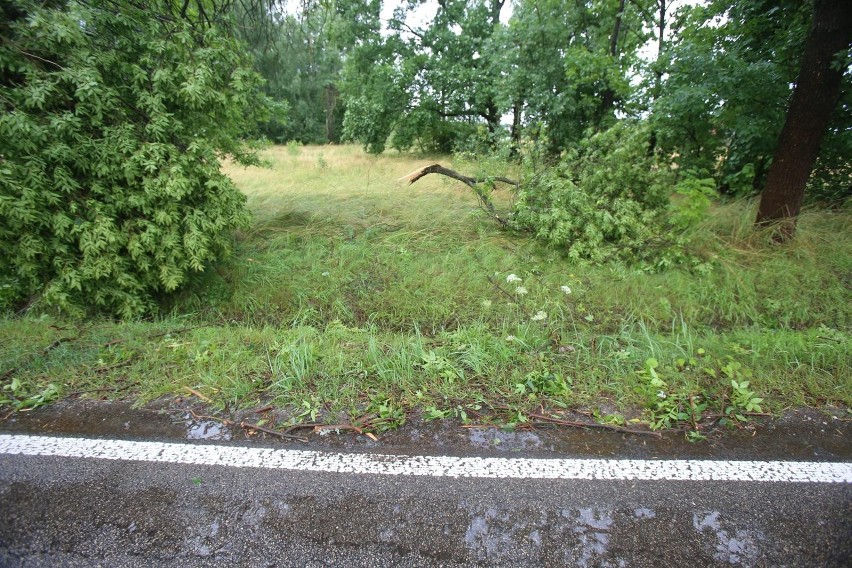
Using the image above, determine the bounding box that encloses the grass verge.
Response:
[2,145,850,436]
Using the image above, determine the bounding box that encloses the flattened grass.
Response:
[1,145,849,427]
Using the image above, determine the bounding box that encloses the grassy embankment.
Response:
[1,144,849,432]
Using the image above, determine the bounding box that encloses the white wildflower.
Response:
[505,335,516,342]
[506,274,522,284]
[531,310,547,321]
[321,271,330,277]
[561,285,572,294]
[657,391,667,399]
[515,286,528,295]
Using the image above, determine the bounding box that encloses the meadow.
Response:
[1,145,849,433]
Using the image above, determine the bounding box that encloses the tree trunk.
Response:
[653,0,665,99]
[324,83,339,142]
[755,0,852,239]
[483,101,500,134]
[510,98,522,156]
[599,0,626,123]
[647,0,667,156]
[489,0,505,27]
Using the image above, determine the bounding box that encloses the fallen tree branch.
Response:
[282,422,323,434]
[401,163,517,227]
[313,424,364,435]
[401,163,518,188]
[240,421,308,442]
[189,408,233,425]
[182,386,212,403]
[527,412,663,437]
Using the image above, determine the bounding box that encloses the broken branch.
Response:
[401,163,517,227]
[240,421,308,442]
[527,413,663,437]
[313,424,364,435]
[182,386,212,403]
[189,408,233,425]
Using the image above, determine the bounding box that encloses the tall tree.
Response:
[503,0,648,154]
[755,0,852,237]
[236,0,344,143]
[651,1,813,193]
[338,0,509,153]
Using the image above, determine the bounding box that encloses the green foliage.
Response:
[366,393,406,431]
[420,350,465,384]
[339,0,508,154]
[636,349,768,437]
[503,0,649,153]
[727,379,764,420]
[705,357,764,421]
[0,1,266,317]
[635,357,706,431]
[513,365,571,399]
[670,173,718,230]
[341,61,412,154]
[511,122,687,265]
[236,1,343,143]
[2,148,848,430]
[651,0,848,200]
[0,377,59,412]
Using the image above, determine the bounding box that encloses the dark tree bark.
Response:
[599,0,627,122]
[324,83,339,142]
[481,101,500,134]
[640,0,667,156]
[510,98,522,156]
[653,0,665,99]
[755,0,852,239]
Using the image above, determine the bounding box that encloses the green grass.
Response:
[1,145,850,431]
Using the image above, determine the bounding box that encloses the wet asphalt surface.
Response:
[0,401,850,567]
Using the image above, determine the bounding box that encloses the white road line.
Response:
[1,434,850,483]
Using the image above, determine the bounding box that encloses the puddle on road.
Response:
[185,415,232,441]
[467,428,544,450]
[457,504,780,566]
[693,511,765,566]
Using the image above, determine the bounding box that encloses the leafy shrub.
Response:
[670,173,718,230]
[0,1,267,317]
[511,122,684,265]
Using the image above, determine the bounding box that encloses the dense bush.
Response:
[0,1,267,317]
[511,123,677,264]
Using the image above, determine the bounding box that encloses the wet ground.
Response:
[2,437,850,567]
[1,399,849,461]
[2,400,850,566]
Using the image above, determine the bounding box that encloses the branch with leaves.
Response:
[400,163,517,227]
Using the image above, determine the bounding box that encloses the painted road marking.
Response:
[1,434,850,483]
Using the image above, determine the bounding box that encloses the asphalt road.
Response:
[1,436,850,567]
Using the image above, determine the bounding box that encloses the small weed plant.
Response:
[1,378,59,413]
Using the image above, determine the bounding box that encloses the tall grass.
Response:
[1,145,849,424]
